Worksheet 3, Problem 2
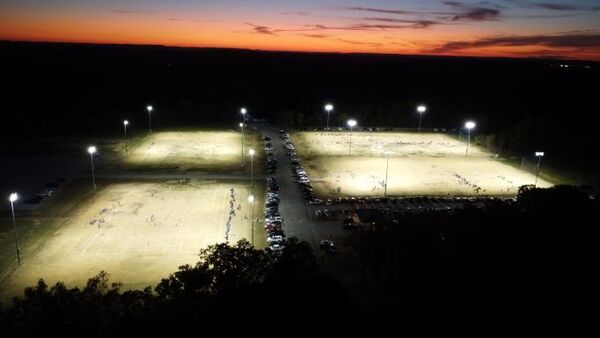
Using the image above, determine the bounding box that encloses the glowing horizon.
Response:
[1,1,599,61]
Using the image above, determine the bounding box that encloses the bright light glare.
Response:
[123,120,129,126]
[88,146,97,154]
[248,194,254,203]
[347,119,357,127]
[241,108,247,114]
[239,123,244,128]
[325,104,333,111]
[535,151,545,157]
[249,149,255,156]
[147,105,153,112]
[9,193,18,202]
[417,105,426,113]
[465,121,476,129]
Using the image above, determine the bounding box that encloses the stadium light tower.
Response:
[534,151,545,187]
[240,108,247,165]
[384,151,392,198]
[347,119,357,156]
[465,121,476,156]
[123,120,129,157]
[239,122,245,165]
[88,146,97,191]
[417,105,427,132]
[146,105,153,134]
[248,193,255,245]
[9,193,21,266]
[325,104,334,130]
[249,149,255,189]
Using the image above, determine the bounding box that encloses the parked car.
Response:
[319,240,336,254]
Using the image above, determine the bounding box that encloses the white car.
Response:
[266,216,283,223]
[268,243,285,252]
[267,235,283,243]
[309,199,323,205]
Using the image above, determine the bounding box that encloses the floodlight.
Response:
[88,146,97,154]
[325,104,333,112]
[239,122,244,128]
[123,120,129,126]
[465,121,476,129]
[147,105,153,112]
[535,151,544,157]
[249,149,255,156]
[417,105,426,113]
[347,119,357,127]
[9,193,18,202]
[248,194,254,203]
[241,107,247,114]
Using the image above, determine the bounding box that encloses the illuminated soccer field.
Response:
[292,131,553,197]
[125,131,250,170]
[0,180,262,298]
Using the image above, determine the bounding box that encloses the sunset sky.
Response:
[1,0,599,60]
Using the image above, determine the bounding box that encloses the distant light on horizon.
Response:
[347,119,357,127]
[9,192,18,202]
[147,105,153,112]
[88,146,96,154]
[417,105,426,113]
[465,121,475,129]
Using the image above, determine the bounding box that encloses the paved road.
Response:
[257,125,320,250]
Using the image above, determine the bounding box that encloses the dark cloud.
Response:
[361,17,441,28]
[301,34,329,39]
[430,33,600,53]
[530,3,584,11]
[502,1,599,11]
[336,38,382,47]
[246,23,276,35]
[300,33,382,47]
[451,7,501,21]
[440,2,503,21]
[343,7,416,15]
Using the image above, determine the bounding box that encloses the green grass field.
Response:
[292,131,555,197]
[0,178,264,300]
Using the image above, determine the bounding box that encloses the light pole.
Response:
[241,107,247,165]
[534,151,544,187]
[146,105,153,134]
[417,105,426,132]
[465,121,475,156]
[123,120,129,157]
[248,194,255,246]
[88,146,97,191]
[9,193,21,266]
[347,119,357,156]
[239,122,245,165]
[325,104,333,130]
[384,152,391,197]
[249,149,255,189]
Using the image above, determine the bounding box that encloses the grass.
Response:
[0,178,265,300]
[292,131,556,198]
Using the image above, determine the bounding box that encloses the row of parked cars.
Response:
[264,175,285,253]
[280,130,337,255]
[280,130,322,205]
[263,136,277,174]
